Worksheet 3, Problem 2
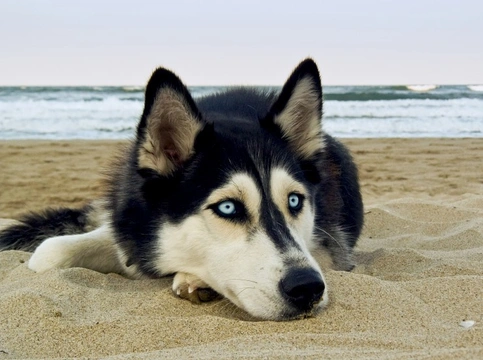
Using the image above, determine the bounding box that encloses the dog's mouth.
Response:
[179,278,327,321]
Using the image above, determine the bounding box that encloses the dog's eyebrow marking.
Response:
[270,167,307,219]
[205,173,261,223]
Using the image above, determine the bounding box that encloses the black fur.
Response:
[0,206,92,251]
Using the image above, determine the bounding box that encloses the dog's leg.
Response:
[326,242,355,271]
[172,272,221,303]
[28,224,127,275]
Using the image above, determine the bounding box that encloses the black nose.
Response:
[280,268,325,311]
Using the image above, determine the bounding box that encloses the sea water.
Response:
[0,85,482,139]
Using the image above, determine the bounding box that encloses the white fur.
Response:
[28,224,140,278]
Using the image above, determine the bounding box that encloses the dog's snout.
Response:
[280,268,325,311]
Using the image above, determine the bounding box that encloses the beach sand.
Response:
[0,138,482,359]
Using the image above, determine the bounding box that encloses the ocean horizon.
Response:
[0,84,482,139]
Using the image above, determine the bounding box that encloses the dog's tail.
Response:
[0,205,96,252]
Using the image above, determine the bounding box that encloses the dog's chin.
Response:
[284,301,327,321]
[228,293,329,321]
[276,300,328,321]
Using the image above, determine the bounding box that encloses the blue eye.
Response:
[209,199,247,222]
[288,193,304,213]
[218,200,236,216]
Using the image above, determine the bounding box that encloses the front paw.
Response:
[172,272,221,304]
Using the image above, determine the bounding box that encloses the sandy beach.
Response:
[0,138,482,359]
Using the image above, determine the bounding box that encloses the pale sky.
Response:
[1,0,482,86]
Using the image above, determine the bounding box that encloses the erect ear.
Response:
[267,58,324,160]
[136,67,203,176]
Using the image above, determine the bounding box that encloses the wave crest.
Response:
[468,85,483,92]
[407,85,437,92]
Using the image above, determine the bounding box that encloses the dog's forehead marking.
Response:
[249,167,306,252]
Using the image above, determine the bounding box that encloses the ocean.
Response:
[0,85,482,139]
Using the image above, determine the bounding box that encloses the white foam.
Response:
[468,85,483,92]
[407,85,437,92]
[323,98,483,138]
[122,86,144,92]
[0,96,142,139]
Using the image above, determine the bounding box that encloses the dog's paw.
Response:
[172,272,221,304]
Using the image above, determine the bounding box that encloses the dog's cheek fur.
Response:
[152,216,210,277]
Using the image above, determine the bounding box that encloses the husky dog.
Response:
[0,59,363,320]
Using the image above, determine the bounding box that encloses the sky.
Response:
[0,0,482,86]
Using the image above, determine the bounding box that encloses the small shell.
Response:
[459,320,475,329]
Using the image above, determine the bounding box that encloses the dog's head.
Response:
[135,59,329,320]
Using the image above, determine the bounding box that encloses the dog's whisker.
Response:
[315,226,343,248]
[213,298,241,316]
[225,279,258,284]
[235,287,256,296]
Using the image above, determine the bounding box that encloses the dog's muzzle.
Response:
[279,268,325,312]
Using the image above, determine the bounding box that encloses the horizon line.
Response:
[0,83,481,87]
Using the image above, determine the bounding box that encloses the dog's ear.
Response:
[266,58,324,160]
[136,67,203,176]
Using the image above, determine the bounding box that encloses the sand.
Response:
[0,138,482,359]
